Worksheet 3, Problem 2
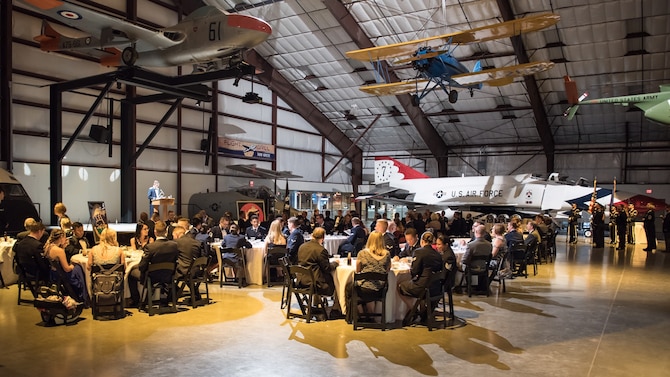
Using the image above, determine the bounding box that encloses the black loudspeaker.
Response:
[89,125,110,143]
[200,138,209,151]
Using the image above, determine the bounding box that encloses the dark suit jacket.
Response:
[504,230,524,249]
[286,229,304,263]
[409,245,443,290]
[313,222,333,235]
[463,237,492,266]
[13,235,50,279]
[338,225,366,254]
[175,236,204,280]
[524,230,540,251]
[245,226,267,240]
[137,238,179,282]
[398,239,420,258]
[297,239,337,295]
[222,234,252,249]
[383,232,400,257]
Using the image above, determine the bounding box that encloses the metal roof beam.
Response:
[323,0,448,177]
[496,0,555,172]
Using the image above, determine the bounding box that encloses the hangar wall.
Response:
[8,1,351,224]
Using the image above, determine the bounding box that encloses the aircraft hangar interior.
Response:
[1,1,670,376]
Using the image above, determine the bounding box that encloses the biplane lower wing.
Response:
[358,79,431,96]
[452,61,555,87]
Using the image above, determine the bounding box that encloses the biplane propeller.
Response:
[346,13,560,104]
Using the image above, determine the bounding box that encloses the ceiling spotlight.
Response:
[195,100,201,107]
[233,77,241,87]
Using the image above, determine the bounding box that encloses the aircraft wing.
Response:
[17,0,180,51]
[452,61,554,87]
[358,79,430,96]
[346,13,559,62]
[226,164,302,179]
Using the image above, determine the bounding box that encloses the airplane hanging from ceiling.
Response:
[17,1,271,71]
[565,85,670,126]
[346,13,559,104]
[359,156,666,216]
[226,164,303,180]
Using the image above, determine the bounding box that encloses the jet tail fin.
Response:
[565,104,580,120]
[473,60,482,73]
[374,156,429,184]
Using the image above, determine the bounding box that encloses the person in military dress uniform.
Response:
[643,203,656,251]
[626,203,637,244]
[568,203,580,244]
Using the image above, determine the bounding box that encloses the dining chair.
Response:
[177,256,210,308]
[265,246,287,287]
[219,247,247,288]
[90,263,125,320]
[466,254,491,297]
[141,261,177,316]
[405,269,447,331]
[351,271,388,331]
[285,265,328,323]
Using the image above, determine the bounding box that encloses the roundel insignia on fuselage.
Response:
[58,10,82,20]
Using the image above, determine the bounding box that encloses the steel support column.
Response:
[120,86,137,223]
[0,0,12,169]
[496,0,555,172]
[49,86,63,225]
[324,0,449,177]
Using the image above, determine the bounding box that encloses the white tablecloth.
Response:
[211,240,266,286]
[71,247,143,298]
[0,240,18,285]
[303,235,349,256]
[331,258,411,323]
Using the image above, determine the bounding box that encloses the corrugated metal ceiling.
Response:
[205,0,670,158]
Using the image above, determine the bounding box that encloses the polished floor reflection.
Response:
[2,236,669,377]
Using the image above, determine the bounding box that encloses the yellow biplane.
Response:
[346,13,559,104]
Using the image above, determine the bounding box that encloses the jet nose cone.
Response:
[227,14,272,35]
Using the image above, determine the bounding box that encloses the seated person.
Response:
[88,228,125,268]
[335,214,352,234]
[524,221,541,251]
[338,217,366,256]
[462,225,492,267]
[210,216,232,240]
[297,227,339,297]
[286,217,305,264]
[245,216,267,239]
[313,214,334,235]
[130,222,154,250]
[435,234,456,270]
[43,229,89,305]
[221,224,252,283]
[65,222,90,261]
[396,228,420,259]
[172,225,205,281]
[345,232,390,323]
[397,231,443,323]
[12,219,50,280]
[375,219,400,257]
[265,219,287,248]
[127,221,180,307]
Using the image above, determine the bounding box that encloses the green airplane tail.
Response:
[566,104,580,120]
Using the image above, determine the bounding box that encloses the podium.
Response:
[151,198,175,220]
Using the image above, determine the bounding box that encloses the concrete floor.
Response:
[2,235,670,377]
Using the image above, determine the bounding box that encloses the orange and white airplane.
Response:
[17,0,271,70]
[346,13,559,104]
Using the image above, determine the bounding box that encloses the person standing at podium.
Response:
[147,180,164,214]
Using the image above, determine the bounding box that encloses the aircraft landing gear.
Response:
[469,88,474,97]
[121,46,138,66]
[411,94,420,106]
[448,89,458,104]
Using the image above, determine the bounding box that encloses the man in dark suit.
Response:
[615,204,628,251]
[337,217,366,256]
[172,225,204,281]
[524,221,541,251]
[375,219,400,257]
[127,221,179,307]
[245,216,267,239]
[462,225,492,267]
[12,219,50,281]
[65,222,90,261]
[222,224,252,284]
[297,227,339,296]
[286,217,304,263]
[210,216,231,240]
[147,180,164,215]
[504,221,524,249]
[313,214,333,235]
[397,228,420,259]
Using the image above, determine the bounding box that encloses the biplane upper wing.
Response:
[357,79,431,96]
[346,13,560,62]
[452,61,555,87]
[17,0,181,51]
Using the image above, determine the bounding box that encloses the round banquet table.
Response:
[331,258,411,323]
[210,239,266,286]
[71,247,143,298]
